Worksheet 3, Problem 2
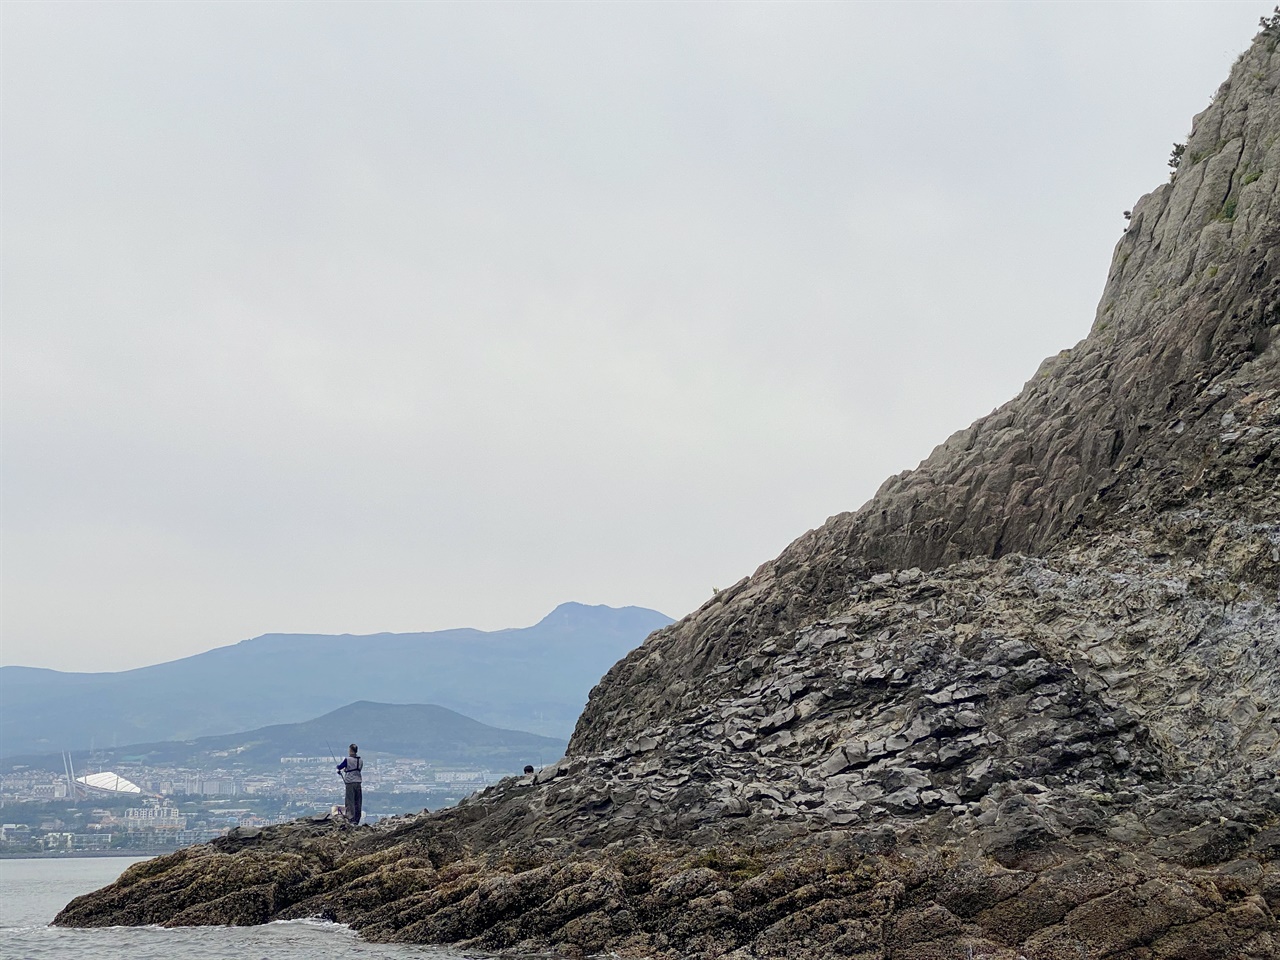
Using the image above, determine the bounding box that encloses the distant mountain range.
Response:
[1,701,567,775]
[0,603,672,757]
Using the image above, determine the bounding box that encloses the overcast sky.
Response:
[2,1,1271,672]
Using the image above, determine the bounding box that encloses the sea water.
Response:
[0,857,502,960]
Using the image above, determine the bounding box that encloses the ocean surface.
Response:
[0,857,503,960]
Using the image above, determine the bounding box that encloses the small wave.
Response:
[265,918,352,930]
[3,920,514,959]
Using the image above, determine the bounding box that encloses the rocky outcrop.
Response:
[570,26,1280,752]
[56,21,1280,960]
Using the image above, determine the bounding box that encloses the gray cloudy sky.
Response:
[2,2,1270,672]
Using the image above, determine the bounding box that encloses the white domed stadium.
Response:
[75,772,142,796]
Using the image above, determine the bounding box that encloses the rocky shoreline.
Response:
[55,21,1280,960]
[54,503,1280,957]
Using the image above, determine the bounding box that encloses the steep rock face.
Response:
[56,24,1280,960]
[571,34,1280,753]
[853,43,1278,568]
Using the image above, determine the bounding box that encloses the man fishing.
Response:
[336,743,363,824]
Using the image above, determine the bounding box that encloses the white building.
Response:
[124,807,186,830]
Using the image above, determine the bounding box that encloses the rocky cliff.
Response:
[56,23,1280,960]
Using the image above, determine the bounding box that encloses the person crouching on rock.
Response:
[337,743,363,824]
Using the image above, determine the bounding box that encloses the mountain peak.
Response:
[533,602,672,630]
[1,602,670,755]
[538,601,606,621]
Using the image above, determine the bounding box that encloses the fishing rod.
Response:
[325,740,342,778]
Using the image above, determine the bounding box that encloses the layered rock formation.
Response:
[57,23,1280,960]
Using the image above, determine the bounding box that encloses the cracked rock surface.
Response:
[56,24,1280,960]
